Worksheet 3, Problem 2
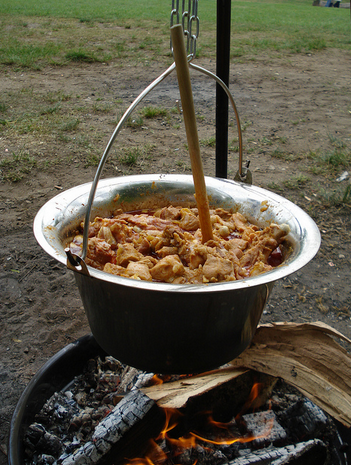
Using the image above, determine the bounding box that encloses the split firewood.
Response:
[142,322,351,428]
[141,367,248,408]
[230,321,351,427]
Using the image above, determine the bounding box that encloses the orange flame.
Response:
[149,374,165,386]
[239,382,264,414]
[124,381,273,465]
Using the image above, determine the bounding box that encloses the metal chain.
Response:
[170,0,199,59]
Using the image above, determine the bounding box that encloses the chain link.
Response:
[170,0,199,59]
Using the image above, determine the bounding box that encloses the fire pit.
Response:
[8,333,351,465]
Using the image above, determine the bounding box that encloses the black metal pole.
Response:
[215,0,231,179]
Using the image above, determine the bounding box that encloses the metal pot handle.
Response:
[75,62,247,263]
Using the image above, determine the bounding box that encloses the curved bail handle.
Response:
[79,59,249,264]
[189,62,251,185]
[80,63,176,261]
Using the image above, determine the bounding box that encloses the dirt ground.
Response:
[0,49,350,462]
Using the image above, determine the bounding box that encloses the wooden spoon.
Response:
[171,24,213,243]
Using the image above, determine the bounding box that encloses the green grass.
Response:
[308,147,351,175]
[141,106,168,119]
[0,150,37,181]
[119,147,142,166]
[283,174,310,189]
[200,136,216,148]
[0,0,349,69]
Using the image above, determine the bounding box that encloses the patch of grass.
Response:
[141,106,168,119]
[271,149,294,161]
[229,137,240,152]
[0,0,349,71]
[291,118,306,126]
[283,174,310,189]
[241,120,253,131]
[267,182,283,192]
[343,184,351,203]
[39,103,61,115]
[125,115,144,128]
[0,103,7,112]
[261,136,273,146]
[45,91,71,104]
[0,40,62,69]
[200,136,216,148]
[0,151,37,182]
[65,50,103,63]
[120,147,141,166]
[92,102,113,113]
[318,183,351,207]
[60,118,80,132]
[309,147,351,175]
[85,153,100,167]
[175,160,191,171]
[329,134,347,149]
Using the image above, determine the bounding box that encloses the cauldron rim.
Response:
[33,173,321,291]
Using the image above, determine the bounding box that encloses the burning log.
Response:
[141,369,277,413]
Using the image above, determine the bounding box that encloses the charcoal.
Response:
[178,444,230,465]
[241,410,287,448]
[24,423,64,457]
[278,398,328,441]
[22,354,345,465]
[35,392,79,426]
[37,454,56,465]
[229,439,327,464]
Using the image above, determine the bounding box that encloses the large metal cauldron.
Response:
[34,174,320,374]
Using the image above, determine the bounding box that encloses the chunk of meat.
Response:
[178,209,200,231]
[103,262,127,276]
[86,237,115,270]
[116,243,144,267]
[125,262,152,281]
[150,255,185,283]
[97,226,117,246]
[230,212,250,232]
[156,206,182,220]
[240,223,290,269]
[188,242,208,269]
[156,246,179,258]
[109,220,131,243]
[203,255,234,282]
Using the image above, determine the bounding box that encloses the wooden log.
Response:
[230,322,351,427]
[143,322,351,428]
[141,368,277,417]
